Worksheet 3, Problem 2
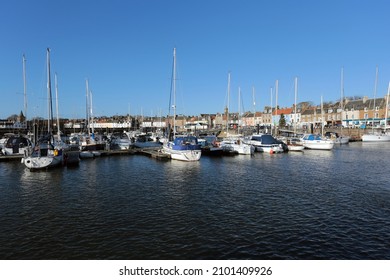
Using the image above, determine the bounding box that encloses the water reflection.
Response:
[1,143,390,259]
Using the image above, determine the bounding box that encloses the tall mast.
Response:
[275,80,279,136]
[252,86,256,128]
[385,82,390,131]
[340,67,344,131]
[370,66,378,133]
[270,86,273,134]
[55,73,61,141]
[22,54,27,126]
[321,95,324,136]
[238,86,241,135]
[294,77,298,135]
[173,48,177,138]
[226,71,231,136]
[85,79,90,135]
[46,48,53,134]
[90,90,94,135]
[340,67,344,110]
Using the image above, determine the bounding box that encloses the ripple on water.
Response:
[1,144,390,259]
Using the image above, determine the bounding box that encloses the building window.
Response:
[375,106,379,111]
[364,107,368,112]
[374,112,379,118]
[364,113,368,119]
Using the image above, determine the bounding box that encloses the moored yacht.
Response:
[162,135,202,161]
[22,134,63,169]
[325,131,350,144]
[1,134,33,156]
[361,132,390,142]
[246,134,285,153]
[301,134,335,150]
[220,137,254,155]
[198,136,224,156]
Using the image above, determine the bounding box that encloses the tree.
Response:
[279,113,286,128]
[7,114,18,121]
[298,101,313,110]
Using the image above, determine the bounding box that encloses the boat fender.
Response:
[270,149,274,154]
[54,149,58,156]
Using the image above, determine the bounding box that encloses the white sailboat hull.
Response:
[287,144,305,151]
[361,134,390,142]
[220,141,254,155]
[302,134,335,150]
[303,141,334,150]
[22,155,63,169]
[254,145,283,153]
[335,136,350,144]
[227,144,254,155]
[163,146,201,161]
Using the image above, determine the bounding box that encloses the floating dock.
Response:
[1,147,171,163]
[0,154,23,162]
[138,147,171,160]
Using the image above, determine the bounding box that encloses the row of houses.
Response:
[89,94,388,131]
[2,95,389,132]
[168,94,390,131]
[236,95,390,130]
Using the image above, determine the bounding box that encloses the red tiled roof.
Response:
[272,108,293,115]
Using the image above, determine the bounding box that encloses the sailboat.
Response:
[287,77,305,151]
[362,80,390,142]
[22,48,64,169]
[162,48,202,161]
[1,55,34,156]
[54,73,80,166]
[220,75,254,155]
[328,67,350,144]
[301,95,335,150]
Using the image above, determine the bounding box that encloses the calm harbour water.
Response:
[1,142,390,260]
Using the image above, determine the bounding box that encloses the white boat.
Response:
[161,48,201,162]
[22,49,64,169]
[0,134,9,150]
[283,77,305,152]
[361,132,390,142]
[287,144,305,151]
[287,138,305,151]
[22,139,63,169]
[162,135,202,161]
[325,132,350,144]
[1,134,33,156]
[333,68,350,145]
[52,73,81,166]
[246,134,285,153]
[220,137,254,155]
[77,80,107,151]
[198,136,224,156]
[79,150,101,159]
[301,134,335,150]
[110,132,133,150]
[130,132,162,148]
[362,81,390,142]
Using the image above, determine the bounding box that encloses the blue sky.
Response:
[1,0,389,119]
